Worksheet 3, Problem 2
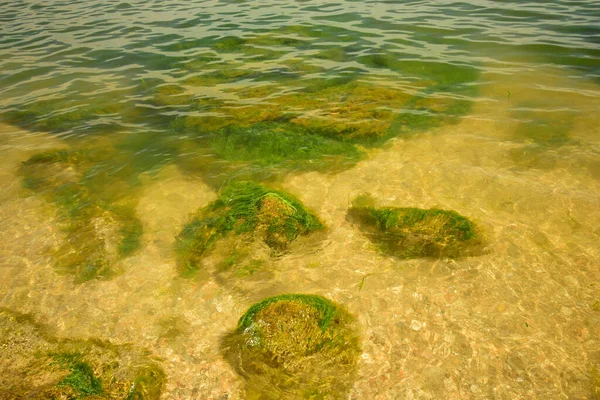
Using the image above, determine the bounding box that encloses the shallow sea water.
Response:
[1,0,599,399]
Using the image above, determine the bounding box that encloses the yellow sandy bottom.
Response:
[0,65,599,399]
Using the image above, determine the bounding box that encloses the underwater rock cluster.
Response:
[0,308,165,399]
[221,294,360,399]
[0,24,490,398]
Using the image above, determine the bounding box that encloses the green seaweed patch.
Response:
[151,84,194,107]
[52,200,143,283]
[175,181,324,278]
[212,122,365,171]
[2,97,126,133]
[347,194,483,258]
[19,149,91,192]
[221,294,360,399]
[510,102,575,147]
[388,84,477,135]
[0,308,165,399]
[212,36,247,52]
[19,149,144,283]
[51,352,103,397]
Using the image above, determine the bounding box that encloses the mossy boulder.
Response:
[347,194,483,258]
[0,308,165,399]
[19,149,143,283]
[175,181,324,278]
[221,294,360,399]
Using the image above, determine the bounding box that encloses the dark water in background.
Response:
[1,0,600,398]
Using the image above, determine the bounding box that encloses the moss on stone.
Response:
[175,181,324,277]
[221,294,360,399]
[347,194,482,258]
[0,308,165,399]
[51,352,104,397]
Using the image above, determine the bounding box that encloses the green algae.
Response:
[511,102,575,147]
[175,181,324,278]
[0,308,165,399]
[347,194,483,259]
[19,149,144,283]
[389,84,476,135]
[2,96,129,134]
[221,294,360,399]
[51,352,103,397]
[275,82,414,143]
[151,84,194,107]
[212,122,365,170]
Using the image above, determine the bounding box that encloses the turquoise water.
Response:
[1,0,600,398]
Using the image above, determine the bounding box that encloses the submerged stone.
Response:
[0,308,165,399]
[347,194,483,258]
[221,294,360,399]
[174,181,324,278]
[19,149,143,283]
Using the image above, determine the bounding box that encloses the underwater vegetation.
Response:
[0,308,165,399]
[221,294,361,399]
[212,122,365,171]
[2,99,117,132]
[175,181,324,278]
[347,194,483,259]
[510,101,575,147]
[1,92,141,135]
[19,149,144,283]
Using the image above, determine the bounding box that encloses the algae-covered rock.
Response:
[347,194,483,258]
[276,81,415,143]
[175,181,324,278]
[0,308,165,399]
[221,294,360,399]
[19,149,143,283]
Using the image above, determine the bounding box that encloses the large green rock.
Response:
[221,294,361,399]
[348,194,483,258]
[175,181,324,278]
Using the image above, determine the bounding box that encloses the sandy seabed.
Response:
[1,67,599,399]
